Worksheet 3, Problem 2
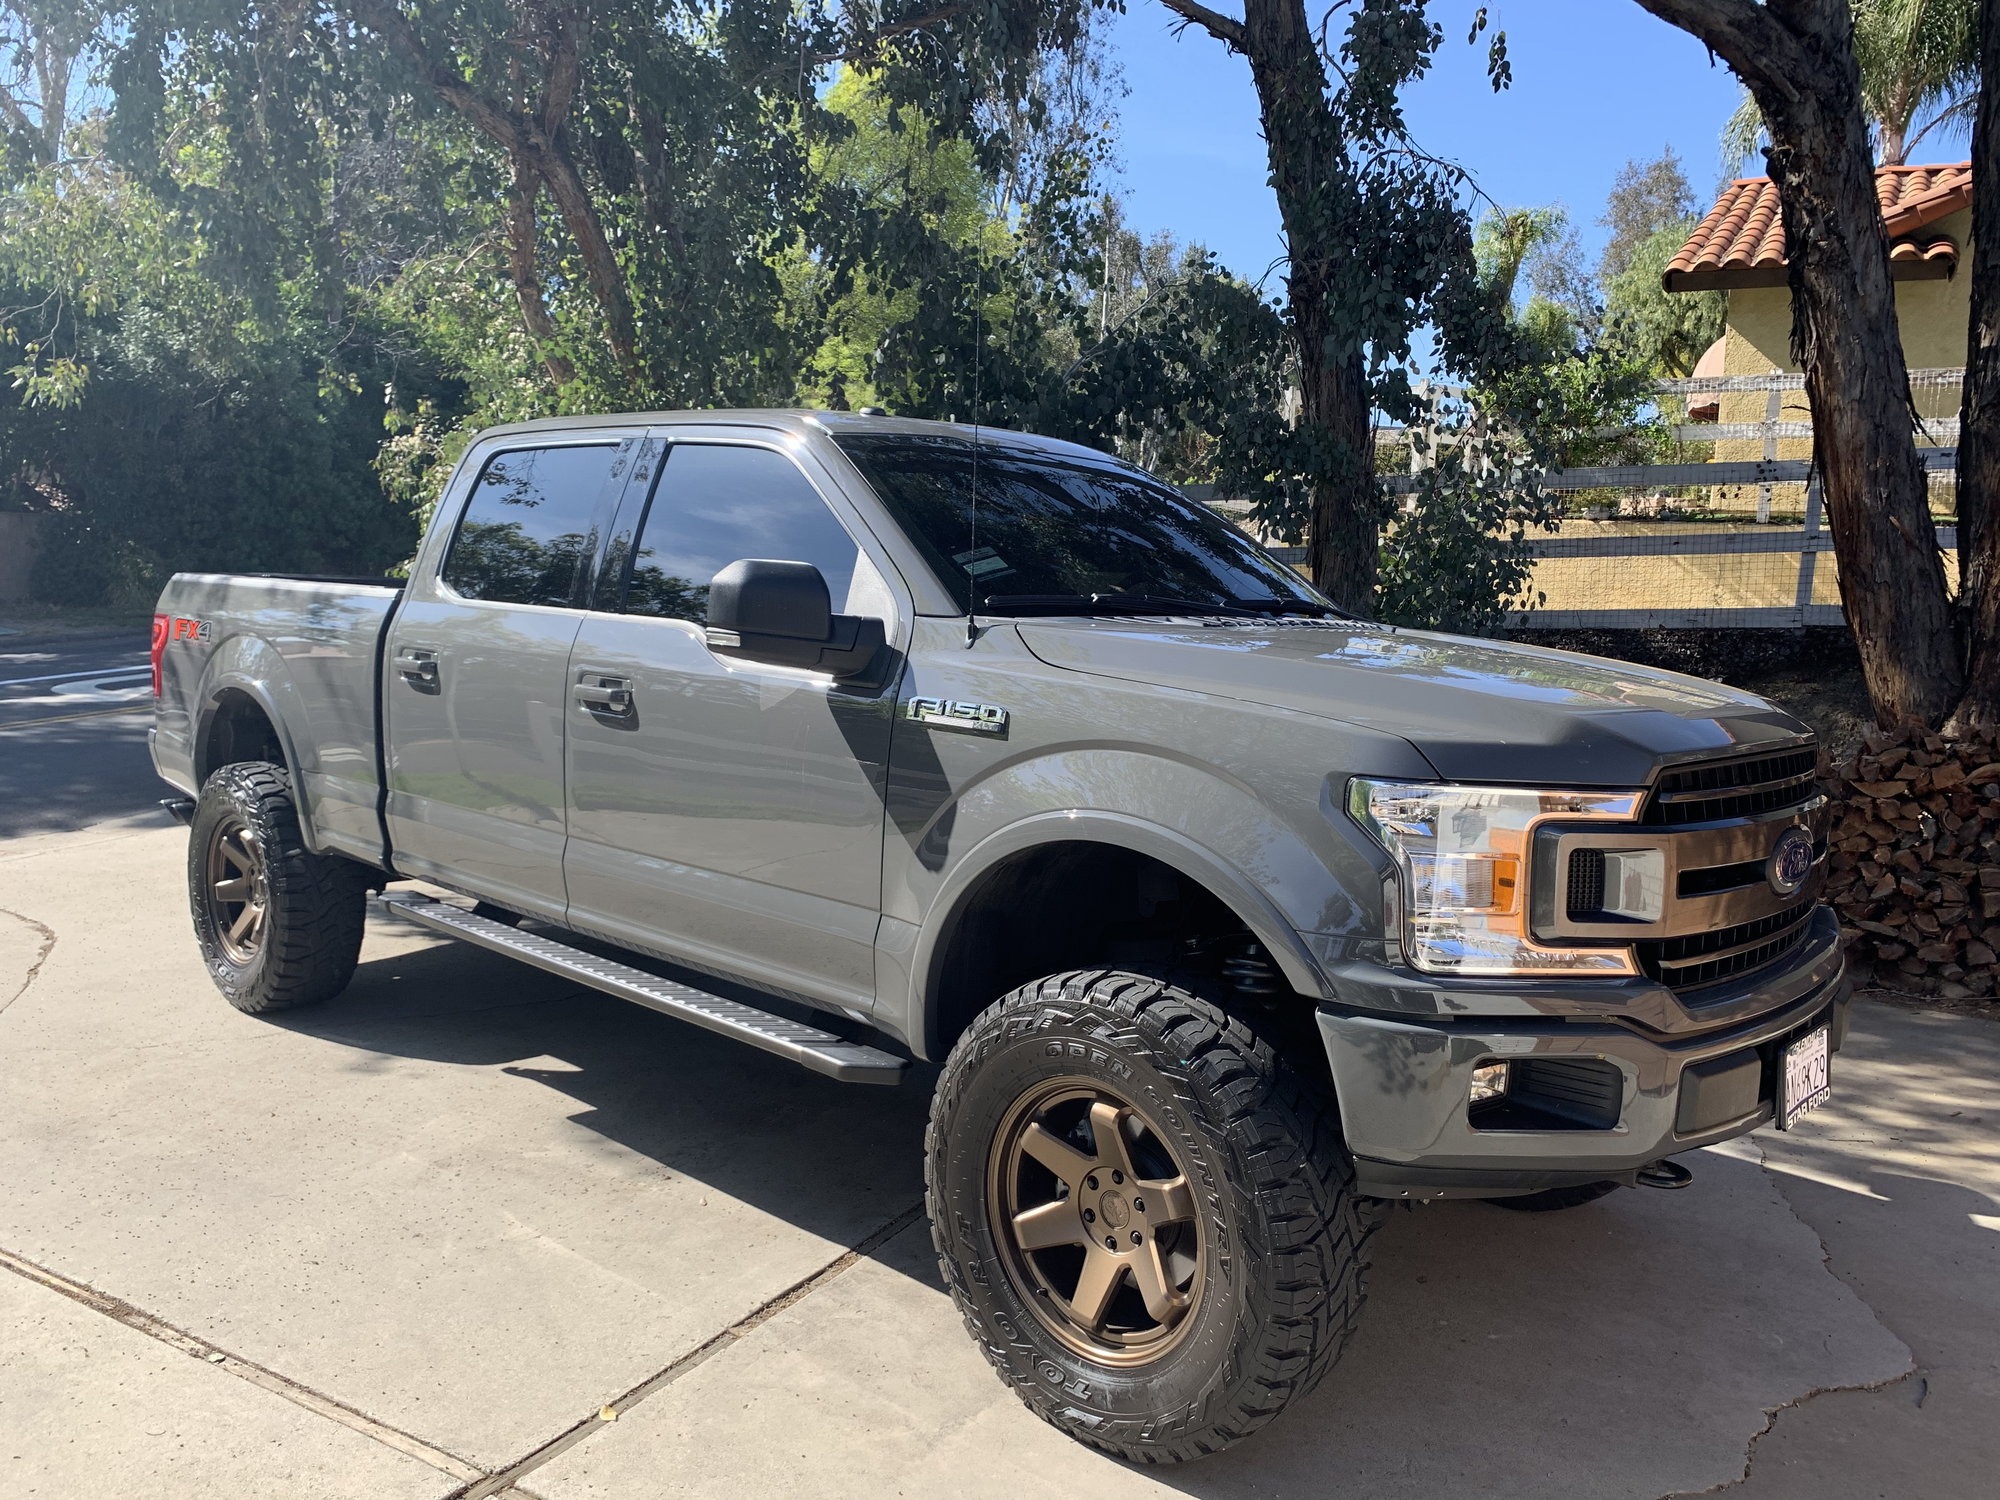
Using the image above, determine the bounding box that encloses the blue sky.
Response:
[1103,0,1967,294]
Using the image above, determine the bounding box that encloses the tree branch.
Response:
[341,0,526,152]
[1156,0,1247,50]
[1629,0,1807,101]
[756,3,976,86]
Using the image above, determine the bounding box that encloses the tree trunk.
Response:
[504,158,577,388]
[1164,0,1379,611]
[1952,0,2000,730]
[1636,0,1961,729]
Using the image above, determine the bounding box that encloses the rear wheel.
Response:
[927,969,1374,1463]
[188,761,370,1013]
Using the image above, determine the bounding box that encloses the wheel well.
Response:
[926,841,1304,1059]
[196,690,287,786]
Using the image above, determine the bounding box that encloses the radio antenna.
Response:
[965,268,983,648]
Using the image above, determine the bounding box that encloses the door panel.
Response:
[563,437,898,1009]
[384,437,634,916]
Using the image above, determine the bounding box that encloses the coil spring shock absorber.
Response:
[1221,941,1282,1000]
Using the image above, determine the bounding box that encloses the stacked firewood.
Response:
[1823,727,2000,999]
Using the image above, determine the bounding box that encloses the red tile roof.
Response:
[1663,163,1970,292]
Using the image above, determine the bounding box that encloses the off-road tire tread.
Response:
[926,968,1379,1464]
[190,761,369,1013]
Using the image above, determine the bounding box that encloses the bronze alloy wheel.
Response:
[203,814,270,965]
[987,1077,1204,1365]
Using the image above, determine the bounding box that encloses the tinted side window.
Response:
[625,444,860,624]
[442,444,620,606]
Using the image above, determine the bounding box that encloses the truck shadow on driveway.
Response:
[267,925,936,1253]
[261,924,1908,1498]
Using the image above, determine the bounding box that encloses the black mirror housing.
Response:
[704,559,886,681]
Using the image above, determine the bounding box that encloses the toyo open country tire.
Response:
[187,761,370,1014]
[927,969,1375,1463]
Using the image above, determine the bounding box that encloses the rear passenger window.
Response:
[442,444,620,606]
[624,444,860,623]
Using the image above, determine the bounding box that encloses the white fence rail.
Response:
[1250,370,1965,631]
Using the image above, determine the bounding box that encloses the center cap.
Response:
[1099,1191,1131,1230]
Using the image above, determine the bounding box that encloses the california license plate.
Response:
[1779,1026,1831,1129]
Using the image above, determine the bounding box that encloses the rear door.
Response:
[384,433,638,918]
[562,429,903,1012]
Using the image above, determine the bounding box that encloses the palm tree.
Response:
[1722,0,1978,169]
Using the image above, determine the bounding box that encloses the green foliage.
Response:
[0,152,427,599]
[1377,395,1558,634]
[1724,0,1977,167]
[1604,221,1727,378]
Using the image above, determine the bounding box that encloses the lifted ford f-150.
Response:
[151,410,1848,1462]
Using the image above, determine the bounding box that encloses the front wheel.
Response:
[927,970,1374,1464]
[188,761,370,1013]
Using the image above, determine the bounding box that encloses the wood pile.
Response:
[1824,727,2000,999]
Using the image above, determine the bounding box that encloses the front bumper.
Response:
[1319,912,1852,1200]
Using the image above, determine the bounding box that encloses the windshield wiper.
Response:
[980,593,1264,618]
[1226,596,1345,618]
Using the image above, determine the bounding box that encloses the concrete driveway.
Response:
[1,694,1995,1498]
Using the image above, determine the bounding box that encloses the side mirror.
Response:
[704,559,886,681]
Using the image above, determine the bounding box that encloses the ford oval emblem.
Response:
[1768,827,1815,896]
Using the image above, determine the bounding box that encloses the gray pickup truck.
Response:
[151,409,1848,1462]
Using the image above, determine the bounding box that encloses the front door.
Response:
[563,433,900,1012]
[384,435,635,919]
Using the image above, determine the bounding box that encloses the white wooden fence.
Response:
[1244,370,1964,631]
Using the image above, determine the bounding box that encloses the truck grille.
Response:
[1643,747,1819,826]
[1636,902,1815,989]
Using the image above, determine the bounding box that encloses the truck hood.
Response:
[1014,618,1812,786]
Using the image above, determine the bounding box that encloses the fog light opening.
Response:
[1470,1061,1510,1106]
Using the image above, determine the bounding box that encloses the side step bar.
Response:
[380,893,908,1085]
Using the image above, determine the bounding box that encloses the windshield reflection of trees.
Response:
[838,435,1323,610]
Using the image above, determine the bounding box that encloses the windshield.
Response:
[833,432,1333,615]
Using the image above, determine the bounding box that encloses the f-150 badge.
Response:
[906,697,1009,736]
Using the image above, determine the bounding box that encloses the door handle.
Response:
[574,676,634,714]
[393,648,438,684]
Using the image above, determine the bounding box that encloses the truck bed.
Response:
[152,572,405,866]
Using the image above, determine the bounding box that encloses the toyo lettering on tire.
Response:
[188,761,371,1014]
[925,969,1376,1463]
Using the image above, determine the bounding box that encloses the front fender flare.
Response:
[911,808,1333,1057]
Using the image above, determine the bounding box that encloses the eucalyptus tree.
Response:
[1148,0,1523,614]
[0,0,111,170]
[1722,0,1978,168]
[1637,0,1963,729]
[108,0,1102,408]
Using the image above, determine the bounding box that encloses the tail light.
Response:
[150,613,169,696]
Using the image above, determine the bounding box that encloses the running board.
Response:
[380,893,908,1085]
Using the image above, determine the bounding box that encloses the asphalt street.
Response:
[0,671,1994,1499]
[0,630,160,840]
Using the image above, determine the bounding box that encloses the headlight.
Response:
[1348,779,1644,976]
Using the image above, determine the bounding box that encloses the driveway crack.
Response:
[1659,1140,1917,1497]
[0,906,56,1019]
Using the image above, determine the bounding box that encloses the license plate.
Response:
[1779,1026,1831,1129]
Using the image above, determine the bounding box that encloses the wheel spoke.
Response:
[1018,1123,1096,1188]
[1139,1173,1196,1226]
[212,877,251,903]
[228,902,260,946]
[1012,1199,1086,1252]
[1087,1101,1138,1178]
[1066,1248,1124,1331]
[1127,1238,1189,1324]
